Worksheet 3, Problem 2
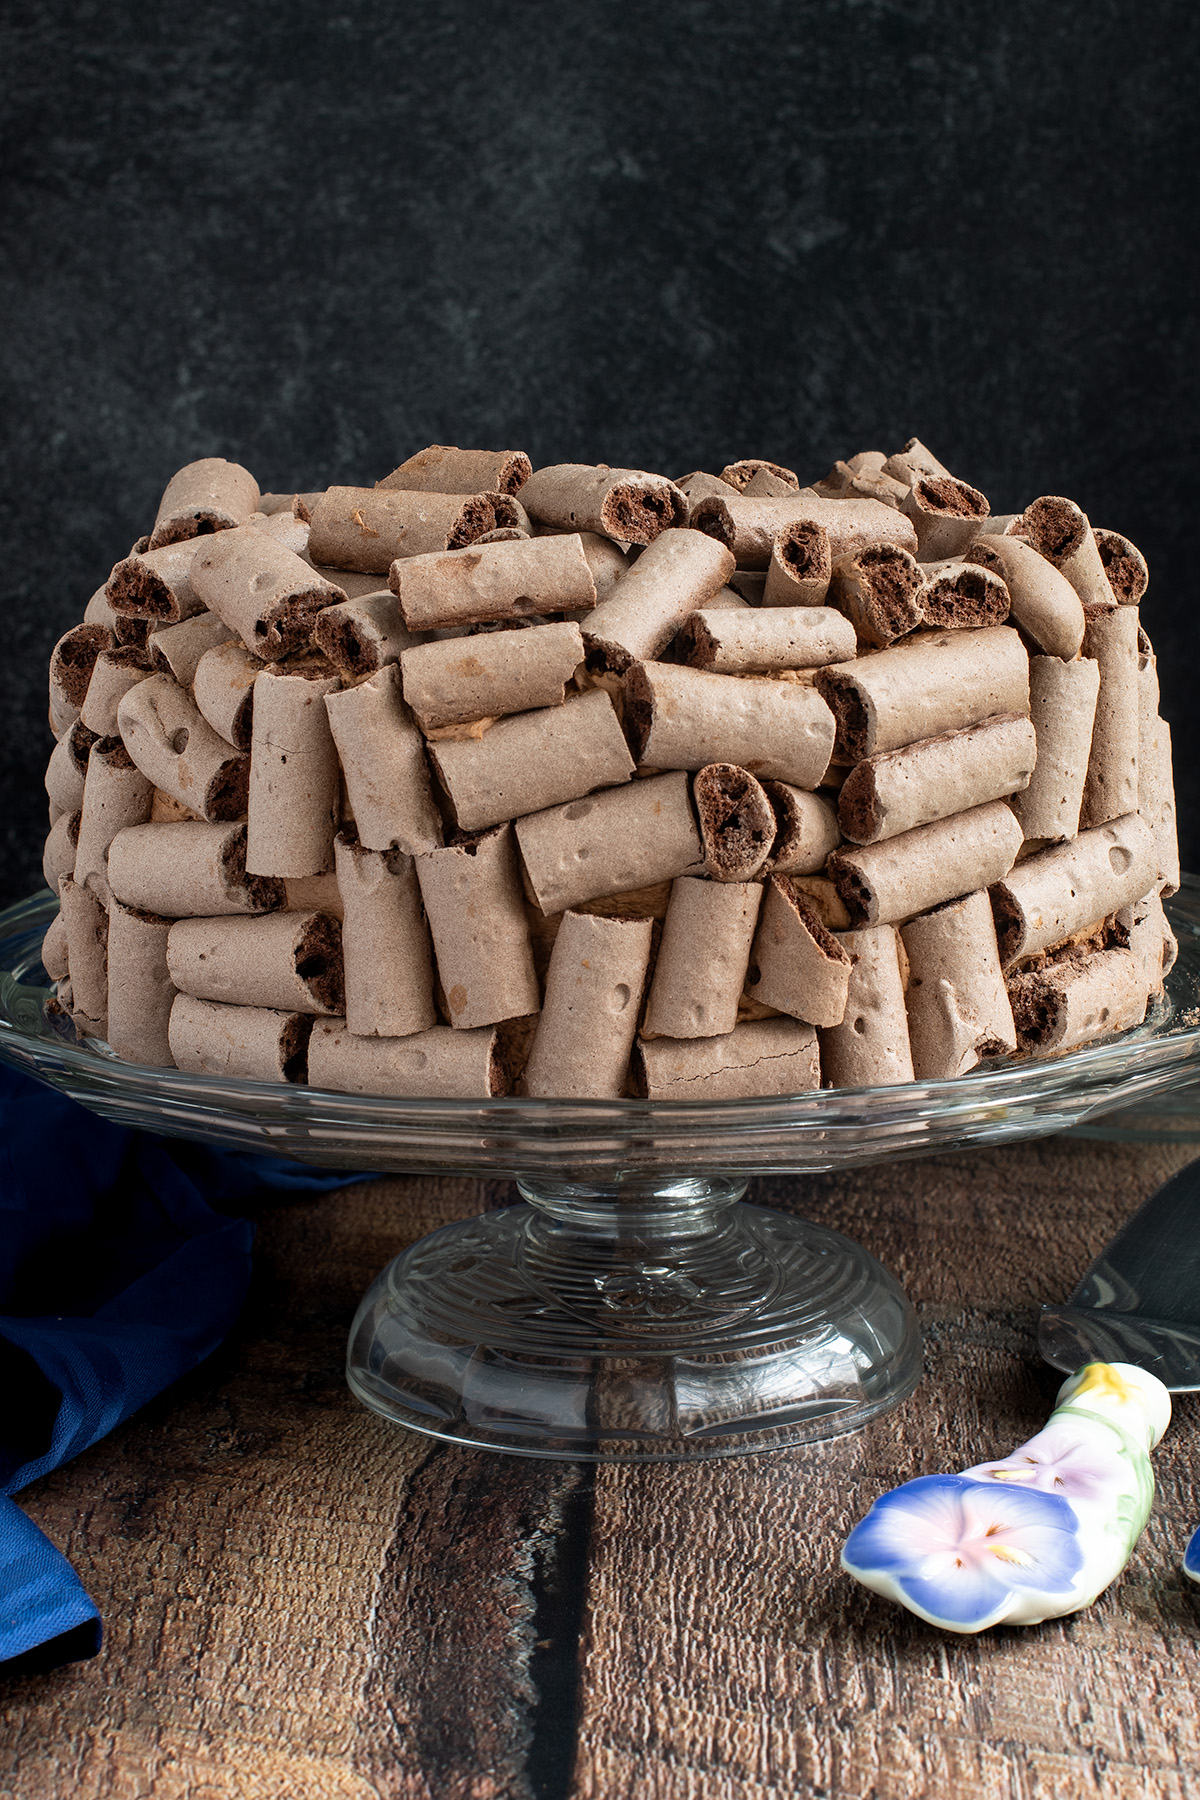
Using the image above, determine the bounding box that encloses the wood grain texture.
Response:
[1,1141,1199,1799]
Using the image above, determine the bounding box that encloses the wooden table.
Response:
[3,1137,1200,1799]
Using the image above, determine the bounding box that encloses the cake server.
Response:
[841,1159,1200,1631]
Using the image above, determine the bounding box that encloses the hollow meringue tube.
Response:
[389,535,597,631]
[581,529,734,671]
[1079,603,1140,828]
[106,541,206,624]
[900,890,1016,1078]
[678,605,856,674]
[1138,711,1180,894]
[146,458,259,551]
[693,763,776,881]
[83,584,122,633]
[963,537,1085,659]
[43,811,79,891]
[989,813,1159,965]
[814,625,1030,763]
[49,623,113,735]
[1007,948,1148,1055]
[105,900,176,1066]
[78,647,154,736]
[1123,886,1173,999]
[307,1017,506,1098]
[719,459,800,493]
[632,1017,820,1099]
[901,476,991,560]
[429,687,634,833]
[167,910,344,1013]
[107,820,284,917]
[1020,496,1116,608]
[192,640,262,749]
[830,800,1024,928]
[376,444,532,495]
[745,876,854,1027]
[625,663,835,790]
[188,527,345,661]
[414,823,539,1031]
[577,531,630,604]
[118,674,250,822]
[818,924,914,1087]
[284,871,343,919]
[335,832,437,1038]
[309,486,518,574]
[323,663,443,855]
[246,664,341,877]
[1011,656,1101,842]
[45,719,97,817]
[760,783,842,876]
[762,519,834,607]
[400,621,585,730]
[169,994,312,1082]
[691,492,917,571]
[881,438,954,489]
[148,611,235,686]
[58,876,108,1029]
[675,471,735,505]
[41,910,69,981]
[312,565,402,600]
[518,465,686,545]
[916,559,1010,630]
[830,544,926,649]
[73,737,156,893]
[1093,528,1149,605]
[311,591,419,680]
[814,460,910,510]
[740,468,797,498]
[642,877,763,1039]
[516,770,703,915]
[524,911,653,1098]
[838,714,1037,846]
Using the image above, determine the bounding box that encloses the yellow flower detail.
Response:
[1069,1363,1144,1407]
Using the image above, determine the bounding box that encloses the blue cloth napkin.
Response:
[0,1064,373,1672]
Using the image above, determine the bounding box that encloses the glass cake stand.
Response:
[3,883,1200,1462]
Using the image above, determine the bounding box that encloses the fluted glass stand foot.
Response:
[347,1176,922,1460]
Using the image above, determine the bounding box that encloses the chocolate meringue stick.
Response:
[678,605,856,674]
[577,532,629,603]
[760,783,842,876]
[49,623,112,737]
[516,770,703,915]
[691,492,917,570]
[642,877,763,1039]
[633,1017,821,1099]
[901,889,1016,1079]
[147,457,260,550]
[45,719,97,818]
[625,663,835,790]
[693,763,776,881]
[106,540,207,624]
[762,519,833,607]
[107,821,284,917]
[58,876,108,1033]
[399,621,585,731]
[1007,948,1149,1056]
[78,648,153,737]
[324,664,443,856]
[1079,603,1140,828]
[1020,496,1116,609]
[389,534,597,631]
[72,737,155,893]
[837,714,1037,845]
[524,911,653,1099]
[814,626,1030,762]
[335,831,437,1038]
[1094,528,1149,605]
[881,438,954,489]
[964,536,1085,660]
[192,640,262,749]
[309,486,518,574]
[745,877,854,1028]
[307,1018,507,1099]
[311,591,420,681]
[148,611,234,686]
[190,527,346,660]
[41,910,68,981]
[376,444,532,495]
[414,823,539,1031]
[581,528,734,671]
[828,544,926,649]
[42,812,79,892]
[169,994,312,1084]
[1138,656,1180,893]
[518,465,686,544]
[1010,656,1100,842]
[167,910,344,1014]
[829,800,1024,928]
[901,476,991,561]
[246,663,341,878]
[429,687,634,833]
[916,560,1010,630]
[118,674,249,822]
[818,924,915,1088]
[719,459,800,493]
[105,900,175,1066]
[989,813,1158,965]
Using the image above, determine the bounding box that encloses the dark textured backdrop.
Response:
[2,0,1198,906]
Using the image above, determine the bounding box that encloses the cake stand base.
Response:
[347,1177,922,1460]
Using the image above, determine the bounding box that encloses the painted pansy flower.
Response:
[964,1419,1124,1505]
[842,1472,1083,1631]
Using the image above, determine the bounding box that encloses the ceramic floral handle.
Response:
[842,1362,1172,1632]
